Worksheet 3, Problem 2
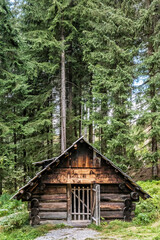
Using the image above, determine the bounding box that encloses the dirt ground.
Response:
[128,164,160,181]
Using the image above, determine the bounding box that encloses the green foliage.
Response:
[133,180,160,225]
[0,194,27,217]
[0,212,29,231]
[0,0,159,195]
[88,223,103,231]
[0,224,58,240]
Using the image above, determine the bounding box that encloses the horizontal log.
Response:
[39,202,67,211]
[69,220,92,227]
[33,185,66,194]
[39,212,67,220]
[100,202,124,211]
[47,166,116,173]
[32,194,67,202]
[101,184,130,193]
[42,176,123,184]
[41,167,124,184]
[41,168,123,176]
[101,211,124,219]
[101,194,130,202]
[40,220,68,225]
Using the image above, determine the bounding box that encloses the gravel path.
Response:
[35,228,101,240]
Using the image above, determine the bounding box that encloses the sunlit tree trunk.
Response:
[61,30,66,153]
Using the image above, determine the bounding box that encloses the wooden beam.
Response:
[39,202,67,211]
[101,193,130,202]
[100,202,124,211]
[67,184,71,222]
[39,212,67,220]
[101,211,124,219]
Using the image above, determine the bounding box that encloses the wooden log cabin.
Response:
[12,137,151,226]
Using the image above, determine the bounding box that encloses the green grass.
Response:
[88,180,160,240]
[0,224,66,240]
[0,180,160,240]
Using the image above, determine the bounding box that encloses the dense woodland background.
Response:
[0,0,159,194]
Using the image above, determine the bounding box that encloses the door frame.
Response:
[67,184,100,226]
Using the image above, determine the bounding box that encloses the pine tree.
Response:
[0,0,29,192]
[21,0,90,156]
[135,0,160,176]
[77,0,137,169]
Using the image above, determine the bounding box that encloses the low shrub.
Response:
[0,211,29,231]
[133,180,160,225]
[0,194,27,217]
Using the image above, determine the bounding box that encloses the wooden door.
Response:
[71,185,91,222]
[67,184,100,226]
[92,184,100,225]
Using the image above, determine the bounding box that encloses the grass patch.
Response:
[89,180,160,240]
[0,224,62,240]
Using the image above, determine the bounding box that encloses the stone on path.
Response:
[35,227,101,240]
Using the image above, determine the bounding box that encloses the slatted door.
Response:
[71,185,91,222]
[92,184,100,225]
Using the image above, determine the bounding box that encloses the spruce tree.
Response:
[77,0,137,169]
[135,0,160,176]
[0,0,29,192]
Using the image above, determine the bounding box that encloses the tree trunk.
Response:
[13,107,17,191]
[79,85,82,138]
[23,149,26,184]
[0,168,2,195]
[148,39,158,177]
[61,30,66,153]
[66,44,73,147]
[89,84,93,143]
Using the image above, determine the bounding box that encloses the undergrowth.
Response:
[89,180,160,239]
[0,194,27,217]
[0,180,160,240]
[133,180,160,225]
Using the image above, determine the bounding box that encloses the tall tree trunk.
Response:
[79,84,82,138]
[13,107,17,191]
[150,79,158,177]
[74,95,78,138]
[23,149,26,184]
[0,169,2,195]
[148,36,158,177]
[14,131,17,191]
[66,44,73,146]
[0,134,3,195]
[89,85,93,143]
[61,30,66,153]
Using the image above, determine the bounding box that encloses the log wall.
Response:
[100,184,136,221]
[29,183,137,225]
[30,184,67,225]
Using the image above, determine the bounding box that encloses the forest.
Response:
[0,0,160,195]
[0,0,160,239]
